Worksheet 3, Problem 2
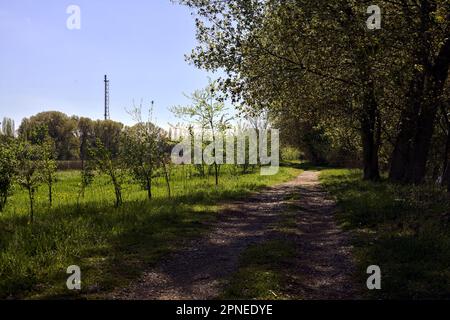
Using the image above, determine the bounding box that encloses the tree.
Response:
[88,139,125,208]
[18,111,78,160]
[0,139,17,212]
[388,1,450,184]
[176,0,450,183]
[234,119,258,174]
[93,120,124,159]
[171,80,232,186]
[176,0,386,180]
[41,138,57,207]
[123,101,171,199]
[16,141,44,223]
[76,117,95,169]
[77,160,95,205]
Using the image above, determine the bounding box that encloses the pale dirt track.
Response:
[109,171,358,300]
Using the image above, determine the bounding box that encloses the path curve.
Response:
[110,171,358,300]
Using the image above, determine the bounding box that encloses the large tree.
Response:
[177,0,450,183]
[18,111,78,160]
[388,1,450,184]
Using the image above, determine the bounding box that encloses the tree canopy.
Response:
[176,0,450,184]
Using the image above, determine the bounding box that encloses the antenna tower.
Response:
[104,75,110,120]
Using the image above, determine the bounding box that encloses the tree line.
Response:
[176,0,450,190]
[17,111,124,162]
[0,104,174,222]
[0,82,269,222]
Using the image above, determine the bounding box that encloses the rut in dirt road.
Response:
[110,171,358,300]
[281,171,358,299]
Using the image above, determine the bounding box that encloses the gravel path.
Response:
[110,171,358,300]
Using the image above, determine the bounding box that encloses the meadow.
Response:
[320,169,450,299]
[0,164,301,299]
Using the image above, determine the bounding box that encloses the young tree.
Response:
[41,138,57,207]
[0,139,17,212]
[123,101,171,199]
[158,133,173,198]
[89,139,125,208]
[77,163,94,205]
[76,117,95,169]
[187,124,206,177]
[171,80,232,186]
[16,141,44,223]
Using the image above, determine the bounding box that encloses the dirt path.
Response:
[110,171,358,300]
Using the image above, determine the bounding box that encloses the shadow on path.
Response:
[110,171,358,300]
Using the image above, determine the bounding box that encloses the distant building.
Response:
[1,117,15,137]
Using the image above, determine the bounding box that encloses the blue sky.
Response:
[0,0,220,129]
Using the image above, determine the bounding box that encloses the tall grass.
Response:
[320,169,450,299]
[0,165,301,299]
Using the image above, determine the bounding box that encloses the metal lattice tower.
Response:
[104,75,110,120]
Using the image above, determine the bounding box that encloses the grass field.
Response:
[320,169,450,299]
[0,164,301,299]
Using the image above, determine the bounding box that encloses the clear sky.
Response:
[0,0,219,129]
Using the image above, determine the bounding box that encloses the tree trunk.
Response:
[441,119,450,187]
[389,73,424,182]
[146,176,152,200]
[407,98,439,184]
[390,37,450,184]
[114,186,122,207]
[447,167,450,192]
[0,193,6,212]
[48,182,53,207]
[360,84,381,181]
[110,173,122,207]
[28,187,34,224]
[389,3,431,183]
[163,163,171,198]
[214,163,219,186]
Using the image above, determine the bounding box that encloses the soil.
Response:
[109,171,359,300]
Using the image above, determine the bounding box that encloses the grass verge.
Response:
[320,169,450,299]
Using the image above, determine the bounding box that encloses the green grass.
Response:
[0,164,301,299]
[220,240,296,300]
[320,169,450,299]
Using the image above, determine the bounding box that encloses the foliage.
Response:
[41,138,58,207]
[88,139,125,208]
[122,102,171,199]
[171,80,233,186]
[77,160,95,204]
[15,141,44,223]
[92,120,124,159]
[76,117,95,167]
[0,139,17,212]
[176,0,450,184]
[18,111,78,160]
